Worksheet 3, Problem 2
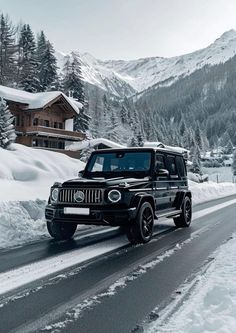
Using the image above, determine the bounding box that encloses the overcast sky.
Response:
[1,0,236,60]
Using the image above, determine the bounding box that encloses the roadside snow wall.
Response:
[0,200,47,249]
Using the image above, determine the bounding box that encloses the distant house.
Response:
[0,85,86,152]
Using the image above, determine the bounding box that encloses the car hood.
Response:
[62,176,150,189]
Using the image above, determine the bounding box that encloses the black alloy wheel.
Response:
[174,196,192,228]
[126,202,154,244]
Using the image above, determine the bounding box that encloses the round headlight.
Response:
[108,189,121,203]
[51,188,59,202]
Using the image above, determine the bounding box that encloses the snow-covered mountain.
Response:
[56,30,236,96]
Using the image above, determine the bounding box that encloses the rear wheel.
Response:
[174,196,192,228]
[47,221,77,240]
[126,202,154,245]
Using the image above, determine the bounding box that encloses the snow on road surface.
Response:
[146,232,236,333]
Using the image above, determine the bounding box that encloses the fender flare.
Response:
[174,191,192,210]
[130,193,155,218]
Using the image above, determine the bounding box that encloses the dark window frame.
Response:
[166,155,178,178]
[175,156,186,178]
[155,153,166,171]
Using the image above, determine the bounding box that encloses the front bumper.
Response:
[45,204,137,226]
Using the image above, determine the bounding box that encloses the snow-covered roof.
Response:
[66,138,126,151]
[0,85,82,114]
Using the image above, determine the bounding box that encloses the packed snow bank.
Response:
[0,144,85,201]
[147,233,236,333]
[0,200,47,248]
[189,180,236,205]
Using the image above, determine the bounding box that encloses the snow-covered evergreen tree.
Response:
[62,52,84,102]
[74,107,90,133]
[0,98,16,148]
[223,137,234,154]
[232,149,236,177]
[0,14,17,86]
[120,97,130,125]
[62,52,89,133]
[36,31,58,91]
[18,24,40,92]
[194,122,203,151]
[189,146,202,175]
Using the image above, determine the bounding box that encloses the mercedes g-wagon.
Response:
[45,148,192,244]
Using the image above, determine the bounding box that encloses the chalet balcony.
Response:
[15,125,86,141]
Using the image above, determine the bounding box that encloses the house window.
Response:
[54,122,58,128]
[21,116,24,126]
[44,120,50,127]
[44,140,49,147]
[33,118,39,126]
[58,123,63,129]
[58,142,65,149]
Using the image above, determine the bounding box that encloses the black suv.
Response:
[45,148,192,244]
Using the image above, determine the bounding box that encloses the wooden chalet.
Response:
[0,85,86,153]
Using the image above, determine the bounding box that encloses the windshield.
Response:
[86,151,152,177]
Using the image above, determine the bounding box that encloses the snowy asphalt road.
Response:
[1,194,236,333]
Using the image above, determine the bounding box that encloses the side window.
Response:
[156,154,165,170]
[176,156,186,178]
[166,156,178,176]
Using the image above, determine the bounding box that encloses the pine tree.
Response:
[62,52,88,133]
[194,123,203,151]
[0,14,17,86]
[224,139,234,154]
[120,97,130,125]
[129,136,139,147]
[36,31,58,91]
[0,98,16,148]
[101,94,113,139]
[62,52,84,102]
[190,146,202,175]
[232,149,236,177]
[109,108,120,142]
[18,24,40,92]
[74,108,90,133]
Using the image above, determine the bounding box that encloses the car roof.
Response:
[91,147,184,157]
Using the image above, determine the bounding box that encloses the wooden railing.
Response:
[15,126,85,140]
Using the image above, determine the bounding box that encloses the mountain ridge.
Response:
[56,29,236,97]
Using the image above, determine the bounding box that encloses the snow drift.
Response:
[0,144,85,201]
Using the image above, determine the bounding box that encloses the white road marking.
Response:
[0,198,236,296]
[193,198,236,220]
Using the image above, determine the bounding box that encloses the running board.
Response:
[156,209,182,219]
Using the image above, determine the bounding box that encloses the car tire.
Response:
[126,202,154,244]
[174,196,192,228]
[47,221,77,240]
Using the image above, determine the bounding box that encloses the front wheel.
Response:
[126,202,154,245]
[47,221,77,240]
[173,196,192,228]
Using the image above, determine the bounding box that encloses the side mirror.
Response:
[78,170,84,177]
[156,168,169,177]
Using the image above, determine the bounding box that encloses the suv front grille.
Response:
[58,188,103,204]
